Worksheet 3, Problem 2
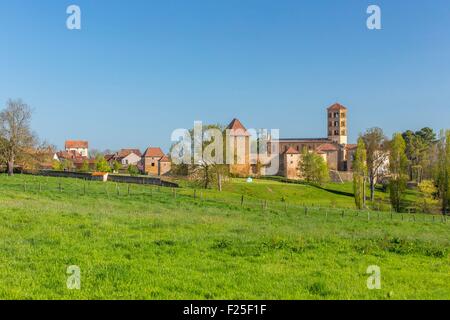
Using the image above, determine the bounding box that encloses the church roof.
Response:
[226,118,250,136]
[327,103,347,111]
[143,147,165,158]
[316,143,339,152]
[284,147,300,154]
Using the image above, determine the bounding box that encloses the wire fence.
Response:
[1,174,448,225]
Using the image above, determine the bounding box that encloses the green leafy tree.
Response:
[434,130,450,215]
[300,150,329,186]
[95,156,111,173]
[79,159,90,173]
[353,137,367,209]
[389,133,409,212]
[52,160,63,171]
[417,180,438,213]
[112,161,121,173]
[127,165,139,176]
[60,159,73,171]
[402,127,437,182]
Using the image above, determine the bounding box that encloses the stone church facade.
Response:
[225,103,357,179]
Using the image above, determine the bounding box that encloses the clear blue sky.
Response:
[1,0,449,152]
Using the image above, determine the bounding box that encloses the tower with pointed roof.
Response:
[327,103,348,145]
[226,118,251,176]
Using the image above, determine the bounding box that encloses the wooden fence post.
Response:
[241,195,244,207]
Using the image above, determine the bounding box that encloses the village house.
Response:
[142,147,171,176]
[107,149,142,166]
[65,140,89,157]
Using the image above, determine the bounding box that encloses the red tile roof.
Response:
[143,147,165,158]
[345,144,358,150]
[327,103,347,111]
[56,150,85,160]
[316,143,339,152]
[160,155,170,162]
[117,148,142,158]
[284,147,299,154]
[104,154,115,161]
[65,140,88,149]
[226,118,250,136]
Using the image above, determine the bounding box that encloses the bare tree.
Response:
[0,99,36,175]
[362,127,390,202]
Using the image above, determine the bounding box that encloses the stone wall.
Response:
[33,170,178,188]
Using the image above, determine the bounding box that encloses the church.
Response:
[225,103,357,180]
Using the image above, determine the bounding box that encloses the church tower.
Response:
[327,103,348,145]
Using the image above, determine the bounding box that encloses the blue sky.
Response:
[1,0,449,152]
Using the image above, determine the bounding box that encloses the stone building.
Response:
[225,103,356,179]
[142,147,171,176]
[226,118,251,177]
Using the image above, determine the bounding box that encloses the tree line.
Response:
[353,127,450,215]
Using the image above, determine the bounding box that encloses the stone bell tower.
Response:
[327,103,348,145]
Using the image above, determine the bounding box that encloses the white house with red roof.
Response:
[65,140,89,157]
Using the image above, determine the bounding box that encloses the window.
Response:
[341,130,346,135]
[334,121,339,126]
[329,113,332,118]
[334,130,339,135]
[341,113,346,118]
[290,161,293,164]
[151,163,155,167]
[341,121,346,127]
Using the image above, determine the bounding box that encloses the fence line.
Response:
[1,174,448,224]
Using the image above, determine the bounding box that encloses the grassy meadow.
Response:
[0,174,448,299]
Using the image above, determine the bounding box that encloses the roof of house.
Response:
[160,155,170,162]
[65,140,88,149]
[143,147,165,158]
[226,118,250,136]
[104,154,116,161]
[276,138,331,143]
[284,147,300,154]
[117,148,142,158]
[345,144,358,150]
[327,103,347,111]
[316,143,339,152]
[56,150,86,160]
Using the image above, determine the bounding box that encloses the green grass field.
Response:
[0,174,448,299]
